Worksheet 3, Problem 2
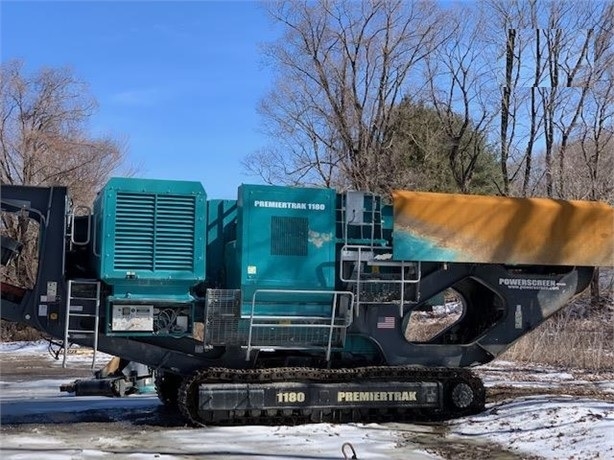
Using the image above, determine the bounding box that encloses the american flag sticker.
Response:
[377,316,395,329]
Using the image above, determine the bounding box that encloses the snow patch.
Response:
[450,396,614,459]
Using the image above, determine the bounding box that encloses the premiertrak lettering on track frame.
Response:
[337,390,418,403]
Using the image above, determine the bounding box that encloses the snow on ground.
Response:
[478,359,614,391]
[0,422,419,460]
[458,360,614,459]
[450,396,614,460]
[0,341,48,353]
[0,339,112,363]
[0,341,435,459]
[1,341,614,459]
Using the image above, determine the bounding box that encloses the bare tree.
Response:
[521,26,545,196]
[484,0,553,197]
[251,0,613,203]
[423,5,498,193]
[487,0,526,196]
[1,60,130,287]
[484,0,613,201]
[534,2,613,198]
[244,0,449,193]
[500,26,516,195]
[0,60,128,204]
[557,27,614,201]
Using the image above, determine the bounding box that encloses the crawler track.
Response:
[177,366,485,426]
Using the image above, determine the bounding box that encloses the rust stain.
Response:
[393,191,614,266]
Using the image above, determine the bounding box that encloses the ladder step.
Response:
[64,279,101,370]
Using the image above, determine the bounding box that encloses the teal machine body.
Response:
[88,178,369,353]
[92,178,207,336]
[228,184,337,316]
[4,174,603,423]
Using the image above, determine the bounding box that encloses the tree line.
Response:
[244,0,613,203]
[3,2,611,204]
[1,0,612,302]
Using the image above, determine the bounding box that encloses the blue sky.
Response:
[1,1,278,199]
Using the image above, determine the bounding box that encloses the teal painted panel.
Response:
[343,334,380,359]
[393,230,459,262]
[94,178,207,294]
[235,184,337,316]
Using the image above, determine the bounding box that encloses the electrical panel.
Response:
[111,305,154,332]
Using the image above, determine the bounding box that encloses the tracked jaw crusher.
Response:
[1,178,612,425]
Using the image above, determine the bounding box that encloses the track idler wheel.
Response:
[451,382,474,408]
[445,377,485,416]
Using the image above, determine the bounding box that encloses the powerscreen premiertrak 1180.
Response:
[1,177,612,425]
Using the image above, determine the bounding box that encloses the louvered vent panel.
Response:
[113,193,196,272]
[155,195,195,271]
[114,193,155,270]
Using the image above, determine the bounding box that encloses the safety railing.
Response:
[67,205,92,248]
[245,289,354,362]
[339,244,421,316]
[337,191,384,247]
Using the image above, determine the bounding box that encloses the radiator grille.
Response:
[270,216,308,256]
[114,192,196,271]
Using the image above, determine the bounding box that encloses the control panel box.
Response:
[111,304,154,332]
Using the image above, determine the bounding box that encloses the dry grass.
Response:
[405,311,461,342]
[503,269,614,371]
[501,296,614,371]
[0,320,44,342]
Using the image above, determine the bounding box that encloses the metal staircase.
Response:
[337,191,422,316]
[62,279,101,369]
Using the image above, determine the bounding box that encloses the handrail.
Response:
[339,245,421,284]
[69,205,92,246]
[92,214,100,257]
[339,244,422,316]
[246,289,354,362]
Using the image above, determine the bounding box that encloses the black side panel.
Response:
[1,185,68,338]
